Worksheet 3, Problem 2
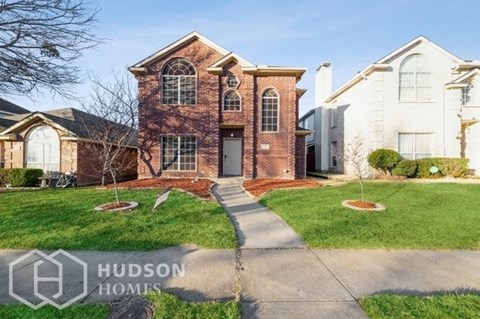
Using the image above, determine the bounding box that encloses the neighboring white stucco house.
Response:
[315,36,480,176]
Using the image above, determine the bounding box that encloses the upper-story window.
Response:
[462,84,478,106]
[162,58,196,105]
[261,89,279,132]
[226,75,239,88]
[399,54,433,102]
[223,91,241,111]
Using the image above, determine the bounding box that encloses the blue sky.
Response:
[9,0,480,116]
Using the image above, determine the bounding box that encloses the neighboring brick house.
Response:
[0,107,137,185]
[129,32,309,179]
[0,98,30,168]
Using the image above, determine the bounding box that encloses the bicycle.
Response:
[56,171,77,188]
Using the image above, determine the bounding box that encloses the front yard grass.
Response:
[361,294,480,319]
[0,293,240,319]
[260,182,480,249]
[0,188,236,250]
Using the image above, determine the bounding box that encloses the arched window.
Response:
[223,91,241,111]
[399,54,432,102]
[261,89,279,132]
[25,125,60,173]
[162,58,196,105]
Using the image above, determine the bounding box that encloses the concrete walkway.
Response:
[212,180,305,249]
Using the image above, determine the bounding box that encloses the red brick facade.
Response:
[131,33,307,179]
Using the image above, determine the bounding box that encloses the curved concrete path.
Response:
[212,180,305,249]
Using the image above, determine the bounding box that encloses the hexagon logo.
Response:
[9,249,88,309]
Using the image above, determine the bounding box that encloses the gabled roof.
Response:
[129,31,229,75]
[207,52,255,74]
[454,60,480,71]
[0,108,137,146]
[325,36,465,103]
[446,68,480,89]
[325,64,390,103]
[129,31,306,81]
[377,35,463,64]
[0,98,30,115]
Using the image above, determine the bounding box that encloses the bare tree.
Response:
[341,135,370,202]
[0,0,101,97]
[80,74,138,204]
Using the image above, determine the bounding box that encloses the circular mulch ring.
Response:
[342,200,386,212]
[94,201,138,212]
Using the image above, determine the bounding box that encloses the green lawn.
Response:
[260,182,480,249]
[361,294,480,319]
[148,293,240,319]
[0,188,236,250]
[0,293,240,319]
[0,304,109,319]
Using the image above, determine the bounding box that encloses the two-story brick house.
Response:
[129,32,309,179]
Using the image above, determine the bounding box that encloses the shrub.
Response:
[0,168,7,186]
[437,158,469,178]
[392,160,418,177]
[368,149,402,175]
[7,168,44,187]
[414,158,469,178]
[415,159,439,178]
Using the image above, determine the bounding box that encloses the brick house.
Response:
[129,32,309,179]
[0,107,137,185]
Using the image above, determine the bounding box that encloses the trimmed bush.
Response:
[415,158,469,178]
[392,160,418,177]
[7,168,44,187]
[438,158,469,178]
[368,149,402,175]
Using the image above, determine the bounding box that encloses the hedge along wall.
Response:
[0,168,44,187]
[391,158,469,178]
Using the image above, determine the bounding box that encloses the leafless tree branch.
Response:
[0,0,102,97]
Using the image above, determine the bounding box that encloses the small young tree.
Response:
[80,74,138,204]
[341,135,370,202]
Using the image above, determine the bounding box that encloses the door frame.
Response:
[222,137,243,176]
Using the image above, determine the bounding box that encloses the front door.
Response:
[223,138,242,176]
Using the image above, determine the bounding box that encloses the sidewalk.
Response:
[212,179,480,319]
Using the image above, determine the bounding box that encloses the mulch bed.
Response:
[243,178,321,197]
[347,200,377,209]
[107,178,214,199]
[100,202,132,210]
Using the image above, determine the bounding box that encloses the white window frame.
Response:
[261,88,280,132]
[399,54,433,102]
[161,58,197,105]
[25,125,60,173]
[223,90,242,112]
[161,136,197,171]
[398,133,432,160]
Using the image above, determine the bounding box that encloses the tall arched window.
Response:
[162,58,196,105]
[223,91,241,111]
[399,54,432,102]
[261,89,279,132]
[25,125,60,173]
